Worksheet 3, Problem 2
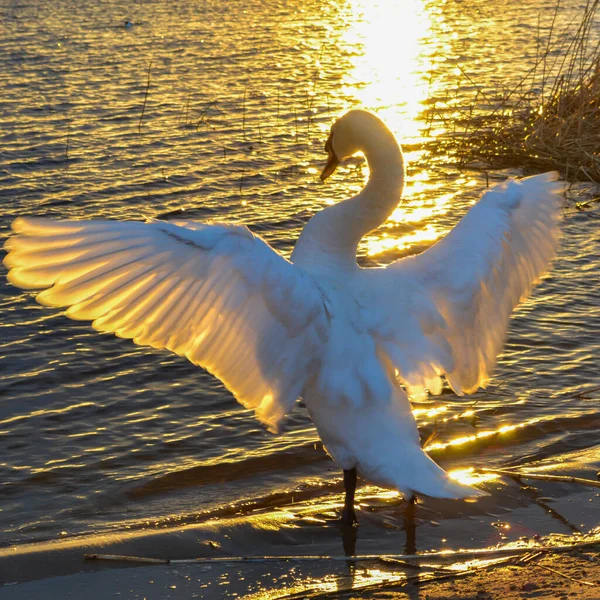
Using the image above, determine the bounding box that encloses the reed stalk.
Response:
[83,537,600,566]
[138,60,152,133]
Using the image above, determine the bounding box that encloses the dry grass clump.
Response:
[437,0,600,183]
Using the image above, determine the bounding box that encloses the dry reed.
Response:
[434,0,600,183]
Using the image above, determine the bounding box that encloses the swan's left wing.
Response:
[367,172,563,399]
[4,217,330,431]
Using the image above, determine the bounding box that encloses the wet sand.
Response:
[2,545,598,599]
[417,554,600,600]
[1,514,598,599]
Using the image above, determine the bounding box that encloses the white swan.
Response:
[3,110,563,524]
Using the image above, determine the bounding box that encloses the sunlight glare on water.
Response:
[337,0,458,258]
[341,0,433,140]
[449,468,500,487]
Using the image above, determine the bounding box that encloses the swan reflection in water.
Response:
[3,110,563,525]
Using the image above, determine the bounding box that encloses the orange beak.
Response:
[320,133,339,181]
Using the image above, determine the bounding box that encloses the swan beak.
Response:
[320,135,339,181]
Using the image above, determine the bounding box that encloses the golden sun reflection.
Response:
[366,224,438,255]
[334,3,484,259]
[449,467,500,487]
[340,0,433,141]
[336,1,453,257]
[425,416,546,454]
[412,405,448,419]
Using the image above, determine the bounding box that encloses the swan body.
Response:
[3,110,563,518]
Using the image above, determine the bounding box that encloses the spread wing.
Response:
[3,217,330,431]
[368,172,564,399]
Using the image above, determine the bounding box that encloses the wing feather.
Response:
[372,172,563,399]
[4,217,330,431]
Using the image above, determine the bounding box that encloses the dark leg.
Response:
[341,467,358,525]
[404,494,417,554]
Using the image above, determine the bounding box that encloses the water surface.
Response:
[0,0,599,594]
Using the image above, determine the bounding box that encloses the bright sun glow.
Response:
[366,224,439,255]
[337,1,457,258]
[449,467,500,487]
[340,0,433,141]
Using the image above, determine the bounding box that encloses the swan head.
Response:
[320,110,392,181]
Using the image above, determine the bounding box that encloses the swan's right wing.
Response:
[4,217,330,431]
[368,172,563,399]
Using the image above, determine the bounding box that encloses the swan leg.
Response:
[341,467,358,525]
[404,494,417,554]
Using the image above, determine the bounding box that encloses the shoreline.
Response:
[2,525,598,598]
[2,549,599,599]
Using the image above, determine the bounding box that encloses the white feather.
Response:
[379,172,563,396]
[5,217,329,433]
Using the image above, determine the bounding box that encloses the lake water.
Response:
[0,0,599,595]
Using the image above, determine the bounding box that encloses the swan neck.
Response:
[362,140,405,201]
[292,136,404,274]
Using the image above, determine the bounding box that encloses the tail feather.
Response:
[403,452,487,499]
[415,473,486,499]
